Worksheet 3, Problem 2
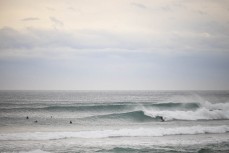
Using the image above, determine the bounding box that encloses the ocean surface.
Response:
[0,90,229,153]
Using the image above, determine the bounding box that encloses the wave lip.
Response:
[0,125,228,140]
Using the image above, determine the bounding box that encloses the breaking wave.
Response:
[1,100,229,121]
[142,101,229,121]
[79,101,229,121]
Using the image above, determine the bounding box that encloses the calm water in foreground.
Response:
[0,90,229,153]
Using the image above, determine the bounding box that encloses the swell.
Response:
[0,102,200,111]
[1,101,229,121]
[80,110,157,122]
[97,147,161,153]
[0,125,228,140]
[80,108,229,122]
[152,102,199,110]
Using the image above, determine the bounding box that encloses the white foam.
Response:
[201,101,229,110]
[143,101,229,121]
[0,125,228,140]
[20,150,51,153]
[144,108,229,121]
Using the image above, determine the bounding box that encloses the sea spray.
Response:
[143,108,229,121]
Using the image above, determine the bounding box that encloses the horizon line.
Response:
[0,89,228,91]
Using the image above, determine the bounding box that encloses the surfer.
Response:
[160,116,165,122]
[26,116,29,119]
[70,121,72,124]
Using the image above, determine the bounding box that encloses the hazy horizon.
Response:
[0,89,229,92]
[0,0,229,90]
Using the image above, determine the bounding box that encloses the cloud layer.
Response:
[0,0,229,90]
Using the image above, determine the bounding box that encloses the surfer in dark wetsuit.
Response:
[70,121,72,124]
[160,116,165,122]
[26,116,29,119]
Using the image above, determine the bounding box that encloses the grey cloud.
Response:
[160,5,173,12]
[131,2,147,9]
[0,27,152,50]
[21,17,40,21]
[50,17,64,27]
[46,7,55,11]
[197,10,207,15]
[0,27,35,49]
[0,26,229,57]
[0,27,77,49]
[68,7,75,11]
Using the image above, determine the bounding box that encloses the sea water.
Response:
[0,90,229,153]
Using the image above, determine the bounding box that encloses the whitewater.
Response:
[0,90,229,153]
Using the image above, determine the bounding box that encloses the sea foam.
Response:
[142,101,229,121]
[20,150,51,153]
[0,125,228,140]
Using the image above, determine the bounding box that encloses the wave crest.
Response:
[143,101,229,121]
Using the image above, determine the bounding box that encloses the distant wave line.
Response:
[0,125,228,140]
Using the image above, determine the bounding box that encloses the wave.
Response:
[45,104,129,112]
[0,103,131,111]
[80,108,229,122]
[81,110,156,122]
[0,125,228,140]
[151,102,199,110]
[98,147,158,153]
[19,150,51,153]
[1,101,228,121]
[80,101,229,121]
[143,108,229,121]
[143,101,229,121]
[0,102,200,111]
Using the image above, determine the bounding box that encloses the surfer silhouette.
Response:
[70,121,72,124]
[26,116,29,119]
[160,116,165,122]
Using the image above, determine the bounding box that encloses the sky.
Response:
[0,0,229,90]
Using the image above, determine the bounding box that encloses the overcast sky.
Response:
[0,0,229,90]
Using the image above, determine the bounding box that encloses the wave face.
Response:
[82,110,156,122]
[0,125,228,140]
[76,101,229,122]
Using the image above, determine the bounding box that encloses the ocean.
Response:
[0,90,229,153]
